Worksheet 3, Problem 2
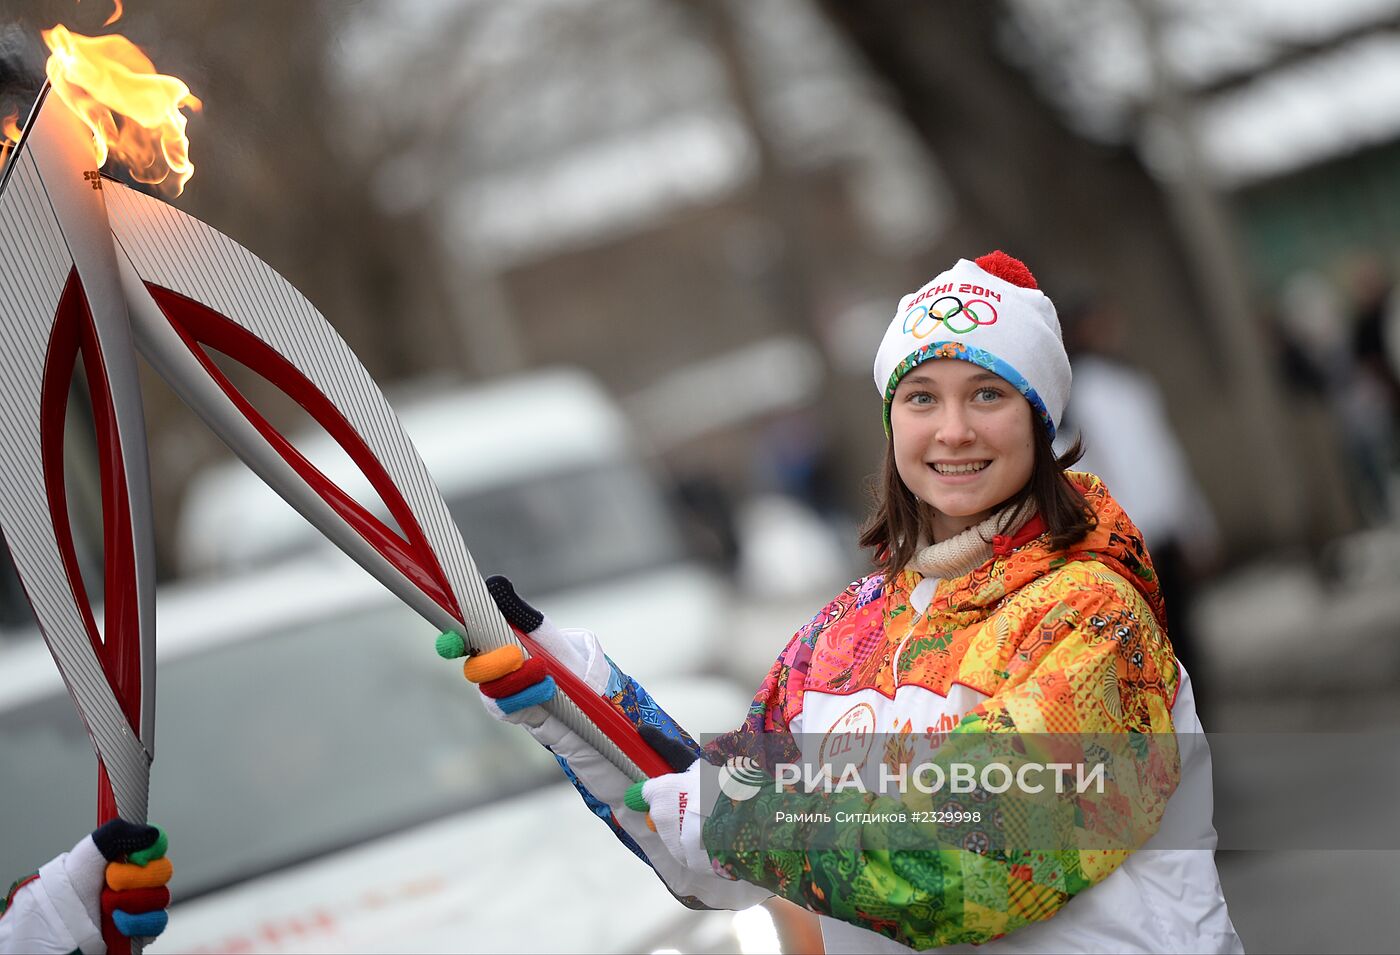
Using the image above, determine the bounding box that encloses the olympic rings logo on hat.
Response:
[903,295,999,338]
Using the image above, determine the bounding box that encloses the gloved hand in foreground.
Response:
[0,818,171,955]
[437,576,768,911]
[624,745,729,886]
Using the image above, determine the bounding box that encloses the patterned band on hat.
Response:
[882,340,1054,439]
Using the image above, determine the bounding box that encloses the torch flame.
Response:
[41,22,201,196]
[0,111,20,170]
[76,0,125,29]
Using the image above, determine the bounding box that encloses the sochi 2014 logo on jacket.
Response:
[818,702,877,771]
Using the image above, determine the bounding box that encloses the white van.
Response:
[175,366,731,681]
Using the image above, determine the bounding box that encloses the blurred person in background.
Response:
[1277,270,1396,527]
[754,411,847,526]
[447,251,1241,953]
[670,470,743,574]
[0,820,171,954]
[1058,293,1223,715]
[1346,254,1400,520]
[735,411,855,597]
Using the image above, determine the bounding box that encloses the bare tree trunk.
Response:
[814,0,1303,550]
[682,0,824,349]
[1130,0,1301,544]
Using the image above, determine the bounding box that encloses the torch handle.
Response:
[512,628,678,780]
[96,766,138,955]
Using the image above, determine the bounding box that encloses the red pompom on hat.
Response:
[974,250,1038,290]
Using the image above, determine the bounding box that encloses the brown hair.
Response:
[858,419,1097,581]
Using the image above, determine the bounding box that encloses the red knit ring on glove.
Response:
[102,885,170,917]
[480,657,548,699]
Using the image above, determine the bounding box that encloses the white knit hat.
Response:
[873,251,1070,439]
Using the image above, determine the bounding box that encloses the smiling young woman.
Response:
[454,250,1244,955]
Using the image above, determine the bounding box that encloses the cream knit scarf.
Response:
[908,500,1038,580]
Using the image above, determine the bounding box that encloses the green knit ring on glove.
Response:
[436,630,467,659]
[624,781,649,813]
[128,827,168,866]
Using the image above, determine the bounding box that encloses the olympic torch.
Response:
[0,24,676,861]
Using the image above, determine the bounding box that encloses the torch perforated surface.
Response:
[0,148,151,820]
[104,182,644,780]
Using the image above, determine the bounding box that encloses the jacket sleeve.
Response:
[555,654,705,866]
[0,850,104,955]
[701,584,1180,950]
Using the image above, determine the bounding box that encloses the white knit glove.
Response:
[640,760,723,877]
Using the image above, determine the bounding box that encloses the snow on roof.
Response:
[340,0,1400,265]
[333,1,944,265]
[1197,30,1400,185]
[445,109,756,267]
[1008,0,1400,184]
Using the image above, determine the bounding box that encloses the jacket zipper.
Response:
[895,576,940,690]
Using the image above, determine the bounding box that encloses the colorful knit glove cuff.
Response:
[98,821,172,946]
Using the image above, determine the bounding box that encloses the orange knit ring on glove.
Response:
[463,645,525,683]
[106,857,173,891]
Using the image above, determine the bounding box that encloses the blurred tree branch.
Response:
[812,0,1303,547]
[1186,10,1400,100]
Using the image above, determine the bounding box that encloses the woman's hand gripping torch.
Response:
[452,576,771,911]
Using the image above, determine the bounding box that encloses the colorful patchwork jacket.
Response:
[702,473,1241,953]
